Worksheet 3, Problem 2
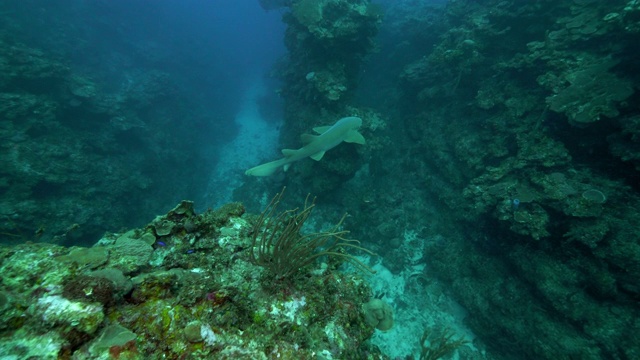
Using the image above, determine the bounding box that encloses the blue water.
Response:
[0,0,287,237]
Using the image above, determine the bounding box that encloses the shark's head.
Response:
[338,116,362,129]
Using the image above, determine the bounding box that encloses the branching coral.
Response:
[419,327,469,360]
[249,188,375,278]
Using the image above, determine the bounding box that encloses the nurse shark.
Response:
[245,116,365,176]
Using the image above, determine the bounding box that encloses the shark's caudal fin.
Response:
[245,158,288,176]
[245,149,298,176]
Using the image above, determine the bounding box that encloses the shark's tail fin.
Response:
[245,158,288,176]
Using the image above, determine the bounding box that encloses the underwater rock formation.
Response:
[250,0,384,197]
[0,201,382,359]
[258,0,639,358]
[0,10,214,246]
[381,0,640,358]
[283,0,381,106]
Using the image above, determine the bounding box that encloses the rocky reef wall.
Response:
[252,0,640,358]
[378,0,640,358]
[237,0,386,204]
[0,1,230,245]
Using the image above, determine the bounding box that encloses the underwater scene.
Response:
[1,0,639,359]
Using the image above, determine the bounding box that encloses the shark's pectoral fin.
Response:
[344,130,366,144]
[300,134,317,145]
[313,126,332,134]
[283,163,291,172]
[310,151,325,161]
[282,149,297,157]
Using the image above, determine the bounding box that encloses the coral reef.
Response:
[0,2,236,246]
[419,327,468,360]
[545,57,633,124]
[3,0,640,358]
[249,190,375,278]
[0,201,385,359]
[269,0,640,358]
[242,0,384,197]
[368,0,640,358]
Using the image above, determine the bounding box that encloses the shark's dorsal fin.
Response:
[300,133,317,145]
[343,130,366,144]
[282,149,296,158]
[313,126,332,134]
[310,151,325,161]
